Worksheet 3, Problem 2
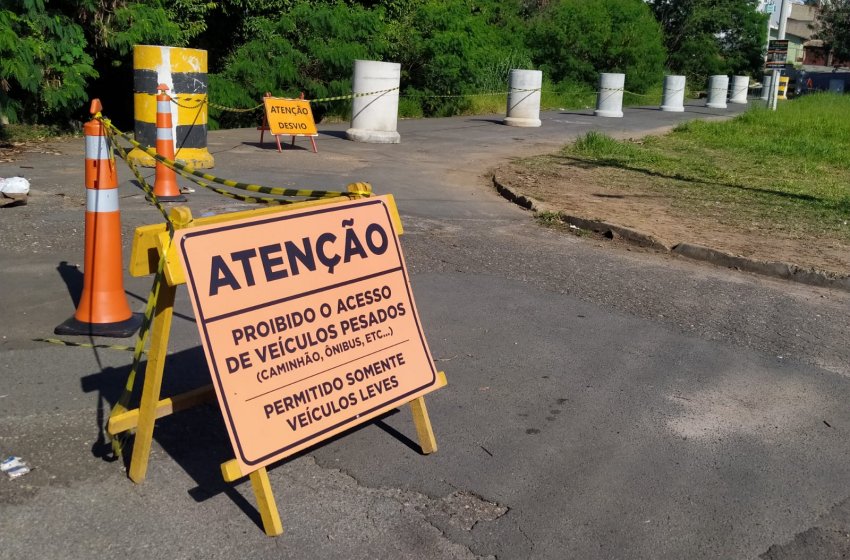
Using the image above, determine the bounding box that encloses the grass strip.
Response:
[529,93,850,242]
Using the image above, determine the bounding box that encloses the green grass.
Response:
[555,94,850,241]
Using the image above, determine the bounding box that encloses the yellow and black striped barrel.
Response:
[778,76,790,100]
[127,45,214,169]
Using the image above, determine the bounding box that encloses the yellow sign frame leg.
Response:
[107,184,446,537]
[128,278,177,483]
[249,467,283,536]
[410,396,438,454]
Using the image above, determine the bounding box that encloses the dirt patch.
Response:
[494,162,850,277]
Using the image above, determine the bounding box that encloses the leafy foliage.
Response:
[647,0,767,84]
[394,0,532,116]
[527,0,666,93]
[0,2,97,123]
[0,0,208,124]
[209,1,387,127]
[0,0,771,128]
[813,0,850,63]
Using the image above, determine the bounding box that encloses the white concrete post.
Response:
[346,60,401,144]
[706,75,729,109]
[503,69,542,127]
[594,73,625,118]
[760,72,774,101]
[729,76,750,104]
[770,69,781,110]
[660,75,686,112]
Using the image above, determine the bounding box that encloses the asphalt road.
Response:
[2,102,850,559]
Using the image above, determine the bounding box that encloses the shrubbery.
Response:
[0,0,767,128]
[527,0,666,93]
[647,0,767,85]
[209,2,387,128]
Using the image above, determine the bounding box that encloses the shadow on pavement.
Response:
[241,141,311,152]
[79,345,417,532]
[57,261,83,309]
[319,130,349,140]
[558,111,594,117]
[467,118,505,125]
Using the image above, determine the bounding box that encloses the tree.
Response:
[528,0,666,92]
[0,2,96,123]
[398,0,532,116]
[813,0,850,63]
[0,0,208,125]
[209,1,389,127]
[648,0,767,84]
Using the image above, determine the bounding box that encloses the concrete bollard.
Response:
[128,45,214,169]
[660,75,686,112]
[706,75,729,109]
[760,72,774,101]
[503,69,542,127]
[594,73,625,118]
[729,75,749,104]
[346,60,401,144]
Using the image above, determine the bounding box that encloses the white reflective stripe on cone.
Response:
[86,188,120,213]
[85,135,111,160]
[156,127,174,140]
[157,100,171,114]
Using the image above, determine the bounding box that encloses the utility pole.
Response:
[777,0,791,40]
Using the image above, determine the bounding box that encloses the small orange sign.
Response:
[175,197,439,474]
[263,98,317,136]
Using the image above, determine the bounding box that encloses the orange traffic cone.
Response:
[55,100,142,337]
[152,84,185,202]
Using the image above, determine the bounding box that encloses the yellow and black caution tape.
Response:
[101,120,348,200]
[306,87,400,103]
[101,116,173,224]
[34,338,142,354]
[156,84,678,113]
[207,100,263,112]
[155,162,317,206]
[104,113,176,458]
[36,119,174,460]
[156,87,402,113]
[401,87,542,99]
[106,246,173,459]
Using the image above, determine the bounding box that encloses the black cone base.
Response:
[54,312,143,338]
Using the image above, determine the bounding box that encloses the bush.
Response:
[648,0,768,84]
[0,6,96,124]
[209,1,387,127]
[394,0,532,116]
[527,0,666,93]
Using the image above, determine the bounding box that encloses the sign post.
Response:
[107,184,447,536]
[765,39,789,110]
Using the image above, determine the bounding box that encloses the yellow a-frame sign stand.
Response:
[107,183,447,536]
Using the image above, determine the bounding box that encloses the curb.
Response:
[493,174,850,293]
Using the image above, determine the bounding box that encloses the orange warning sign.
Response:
[175,196,439,474]
[262,97,317,137]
